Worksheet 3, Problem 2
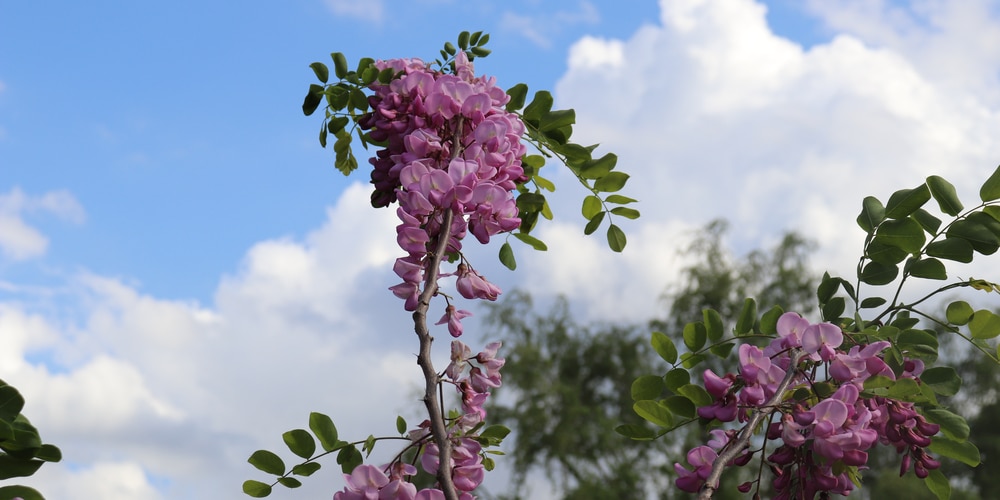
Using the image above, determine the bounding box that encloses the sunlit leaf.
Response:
[651,331,677,364]
[946,301,974,325]
[607,224,626,252]
[309,412,339,452]
[282,429,316,459]
[631,375,664,401]
[593,172,629,193]
[928,437,980,466]
[969,309,1000,339]
[633,400,673,428]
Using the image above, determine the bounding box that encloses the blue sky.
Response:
[3,0,1000,498]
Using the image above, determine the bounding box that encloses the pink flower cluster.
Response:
[359,52,527,330]
[332,341,504,499]
[677,312,941,498]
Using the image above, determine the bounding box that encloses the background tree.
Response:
[482,220,819,499]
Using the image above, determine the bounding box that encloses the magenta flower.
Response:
[801,322,843,361]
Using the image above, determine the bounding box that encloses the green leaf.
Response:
[533,175,555,192]
[822,297,846,322]
[607,224,626,252]
[969,309,1000,339]
[248,450,285,476]
[0,485,44,500]
[663,368,690,392]
[921,367,961,396]
[860,261,898,285]
[857,196,885,232]
[0,385,24,423]
[278,477,302,488]
[395,415,407,435]
[661,395,696,419]
[760,305,784,335]
[513,232,548,251]
[885,184,931,219]
[676,384,713,407]
[859,297,886,309]
[709,342,735,358]
[331,52,349,79]
[610,206,640,219]
[886,377,922,399]
[35,443,61,462]
[925,238,974,263]
[908,257,947,280]
[336,445,363,473]
[615,424,656,440]
[605,195,637,204]
[817,273,839,304]
[539,109,575,132]
[581,195,602,219]
[927,175,963,216]
[680,352,707,369]
[631,375,665,401]
[479,424,511,442]
[443,41,457,55]
[703,309,724,342]
[292,462,321,477]
[682,322,707,351]
[457,31,470,49]
[924,469,950,500]
[866,239,909,265]
[302,84,324,116]
[980,164,1000,202]
[897,329,939,361]
[946,301,974,325]
[499,242,516,270]
[469,46,491,58]
[283,429,316,459]
[928,436,980,466]
[578,153,617,180]
[309,62,329,84]
[947,218,1000,255]
[505,83,528,112]
[651,331,678,364]
[522,91,553,122]
[583,212,605,235]
[243,480,273,498]
[924,408,970,440]
[911,208,942,235]
[593,172,629,193]
[633,400,673,428]
[309,412,338,452]
[876,218,926,253]
[735,298,757,335]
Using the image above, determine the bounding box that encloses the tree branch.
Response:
[698,349,805,500]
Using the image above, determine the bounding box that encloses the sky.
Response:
[2,0,1000,498]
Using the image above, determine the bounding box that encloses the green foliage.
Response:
[482,291,675,498]
[0,379,60,498]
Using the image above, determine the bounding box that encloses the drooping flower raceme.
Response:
[359,52,527,338]
[675,312,942,498]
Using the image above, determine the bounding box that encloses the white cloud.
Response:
[519,0,1000,321]
[325,0,383,24]
[3,183,428,498]
[0,188,85,261]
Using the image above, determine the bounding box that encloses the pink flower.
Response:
[801,322,843,361]
[436,305,472,338]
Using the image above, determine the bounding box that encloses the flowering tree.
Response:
[623,176,1000,498]
[243,33,637,500]
[243,32,999,499]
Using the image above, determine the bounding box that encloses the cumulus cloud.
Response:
[516,0,1000,320]
[5,183,430,498]
[0,188,85,261]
